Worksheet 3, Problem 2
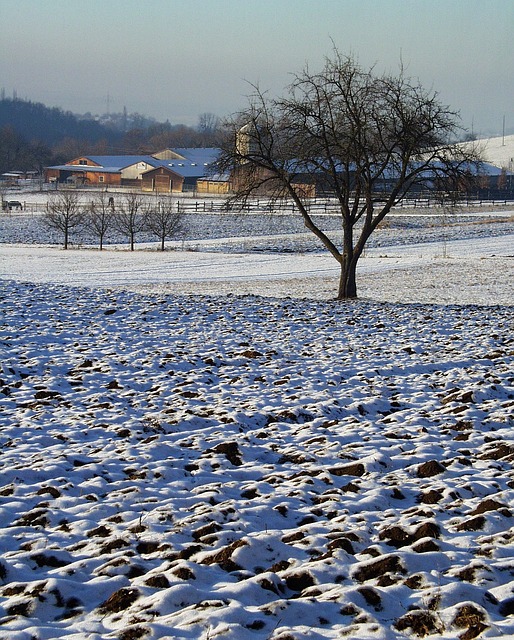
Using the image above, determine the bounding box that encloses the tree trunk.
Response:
[337,255,358,299]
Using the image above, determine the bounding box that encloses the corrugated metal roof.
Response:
[153,160,211,178]
[49,149,222,179]
[171,148,220,165]
[148,148,220,178]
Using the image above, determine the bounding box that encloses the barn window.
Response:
[99,175,105,183]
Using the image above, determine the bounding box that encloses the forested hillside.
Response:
[0,97,121,147]
[0,96,220,175]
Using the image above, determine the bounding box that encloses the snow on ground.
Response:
[0,201,513,639]
[0,232,513,305]
[0,199,513,304]
[458,133,514,171]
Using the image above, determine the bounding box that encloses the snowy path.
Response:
[1,233,512,304]
[0,233,512,283]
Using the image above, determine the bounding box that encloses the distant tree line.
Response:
[0,95,221,176]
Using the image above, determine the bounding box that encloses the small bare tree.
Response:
[86,192,116,250]
[146,197,185,251]
[44,191,84,249]
[113,192,148,251]
[0,185,7,212]
[198,112,220,135]
[217,50,483,299]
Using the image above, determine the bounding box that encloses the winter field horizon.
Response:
[1,192,513,304]
[0,195,513,639]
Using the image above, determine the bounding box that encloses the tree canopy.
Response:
[217,51,483,299]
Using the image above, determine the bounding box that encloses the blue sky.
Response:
[1,0,512,136]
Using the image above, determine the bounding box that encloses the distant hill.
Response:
[474,133,514,170]
[0,97,121,147]
[455,133,514,174]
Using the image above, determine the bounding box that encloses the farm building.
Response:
[141,166,184,193]
[45,148,221,192]
[196,174,231,194]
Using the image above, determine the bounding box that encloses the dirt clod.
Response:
[395,610,443,637]
[98,587,140,614]
[417,460,445,477]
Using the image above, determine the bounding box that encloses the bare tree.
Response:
[113,192,148,251]
[86,192,116,250]
[217,50,483,299]
[44,191,84,249]
[146,197,185,251]
[198,112,220,134]
[198,112,221,144]
[0,185,7,212]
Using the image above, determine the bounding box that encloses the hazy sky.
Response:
[1,0,512,136]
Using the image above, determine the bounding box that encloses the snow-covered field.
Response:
[0,197,513,639]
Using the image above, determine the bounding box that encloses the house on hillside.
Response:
[45,148,221,193]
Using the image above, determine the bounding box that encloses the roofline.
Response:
[47,165,122,174]
[141,166,184,180]
[67,157,102,167]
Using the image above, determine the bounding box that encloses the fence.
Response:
[5,195,514,217]
[175,197,514,215]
